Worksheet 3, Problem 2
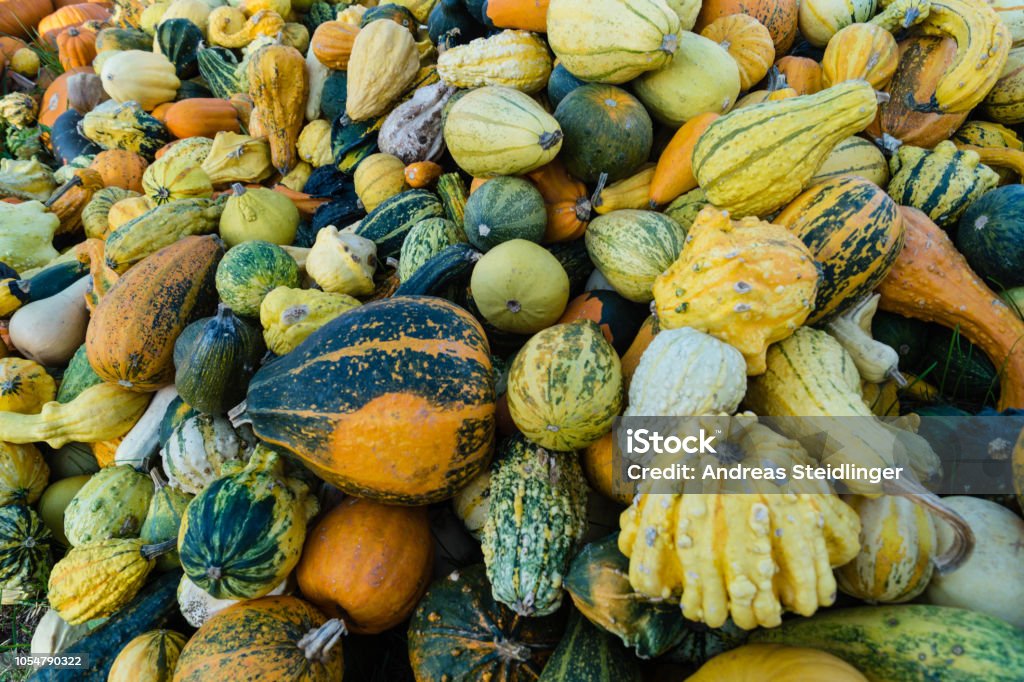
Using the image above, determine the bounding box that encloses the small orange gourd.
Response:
[55,25,96,70]
[775,55,823,95]
[164,99,242,139]
[649,112,719,207]
[700,15,775,91]
[310,21,359,71]
[526,158,591,243]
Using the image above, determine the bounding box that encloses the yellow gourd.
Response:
[141,155,214,205]
[247,44,308,174]
[687,644,869,681]
[353,153,409,212]
[345,19,420,121]
[305,225,378,297]
[437,30,552,93]
[259,286,360,355]
[219,184,299,247]
[0,358,56,414]
[200,132,273,186]
[296,119,332,168]
[208,7,284,48]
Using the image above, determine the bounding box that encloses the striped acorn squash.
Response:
[774,175,905,324]
[836,495,936,603]
[811,136,889,187]
[161,414,243,495]
[539,610,642,681]
[821,23,898,90]
[547,0,680,84]
[173,596,345,681]
[483,435,588,617]
[86,235,222,392]
[173,305,264,415]
[887,141,999,229]
[0,442,48,506]
[103,198,224,273]
[692,79,878,218]
[0,505,52,605]
[566,535,689,659]
[553,84,652,184]
[955,185,1024,289]
[178,448,315,600]
[215,241,301,318]
[749,605,1024,681]
[584,210,686,303]
[354,188,443,261]
[108,629,186,682]
[397,217,462,282]
[506,320,622,451]
[63,465,154,547]
[443,86,563,177]
[140,471,191,573]
[244,296,496,505]
[196,44,241,100]
[798,0,876,48]
[408,564,566,681]
[464,177,546,251]
[156,19,203,79]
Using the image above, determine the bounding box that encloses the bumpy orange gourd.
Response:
[247,45,307,174]
[652,206,819,375]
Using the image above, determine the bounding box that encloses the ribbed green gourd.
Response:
[565,535,689,659]
[173,304,265,415]
[584,210,686,303]
[0,504,52,605]
[63,465,154,547]
[177,448,317,600]
[538,609,643,681]
[156,19,203,79]
[398,217,463,282]
[215,240,301,318]
[463,176,547,251]
[140,470,192,573]
[354,189,445,260]
[196,45,242,100]
[482,435,588,617]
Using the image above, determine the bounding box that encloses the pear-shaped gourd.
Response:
[219,184,299,247]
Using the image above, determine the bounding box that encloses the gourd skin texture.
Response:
[0,505,52,605]
[345,19,419,120]
[0,358,56,414]
[811,136,889,187]
[258,286,360,356]
[482,436,588,618]
[104,197,225,273]
[585,210,686,303]
[47,538,159,624]
[178,449,315,600]
[248,44,307,174]
[438,30,552,93]
[245,297,496,505]
[220,186,300,247]
[64,465,154,547]
[108,629,187,682]
[547,0,681,84]
[0,201,59,271]
[836,494,936,603]
[305,225,378,297]
[887,141,1000,228]
[161,414,243,495]
[0,442,48,506]
[687,644,869,681]
[692,80,878,218]
[653,207,820,375]
[626,327,746,417]
[507,320,623,451]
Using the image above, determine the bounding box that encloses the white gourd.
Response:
[161,414,243,494]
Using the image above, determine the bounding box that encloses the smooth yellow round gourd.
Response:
[38,475,91,547]
[469,239,570,333]
[354,153,409,212]
[633,31,740,127]
[687,644,869,681]
[108,629,187,682]
[219,185,299,247]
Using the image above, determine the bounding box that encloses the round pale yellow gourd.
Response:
[354,153,409,212]
[296,119,332,168]
[632,31,740,127]
[100,51,181,111]
[219,184,299,247]
[469,239,569,334]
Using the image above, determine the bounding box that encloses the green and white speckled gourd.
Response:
[160,414,244,495]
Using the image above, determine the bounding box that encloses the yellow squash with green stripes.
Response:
[692,79,877,218]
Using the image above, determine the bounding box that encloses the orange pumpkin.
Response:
[526,159,591,243]
[90,150,148,192]
[56,25,97,70]
[174,597,345,681]
[38,66,92,140]
[0,37,29,61]
[296,497,433,635]
[866,36,969,148]
[486,0,549,32]
[310,21,359,71]
[0,0,54,39]
[164,98,242,139]
[38,2,110,43]
[696,0,798,54]
[775,55,822,95]
[581,431,631,505]
[48,167,104,234]
[649,112,719,206]
[700,14,775,91]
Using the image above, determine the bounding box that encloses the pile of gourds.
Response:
[3,0,1024,679]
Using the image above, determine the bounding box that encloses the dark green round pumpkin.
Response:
[0,504,53,605]
[360,3,417,32]
[156,19,203,79]
[464,177,547,251]
[215,240,301,318]
[173,305,265,415]
[553,84,653,183]
[428,0,485,47]
[408,564,566,681]
[872,311,932,372]
[556,289,649,354]
[243,296,496,505]
[565,535,689,659]
[547,63,587,108]
[956,185,1024,289]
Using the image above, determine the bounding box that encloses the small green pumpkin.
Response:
[464,176,547,251]
[156,19,204,79]
[173,305,265,414]
[482,435,588,617]
[63,465,154,547]
[0,505,53,605]
[140,470,192,573]
[215,240,301,318]
[585,209,686,303]
[177,448,317,600]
